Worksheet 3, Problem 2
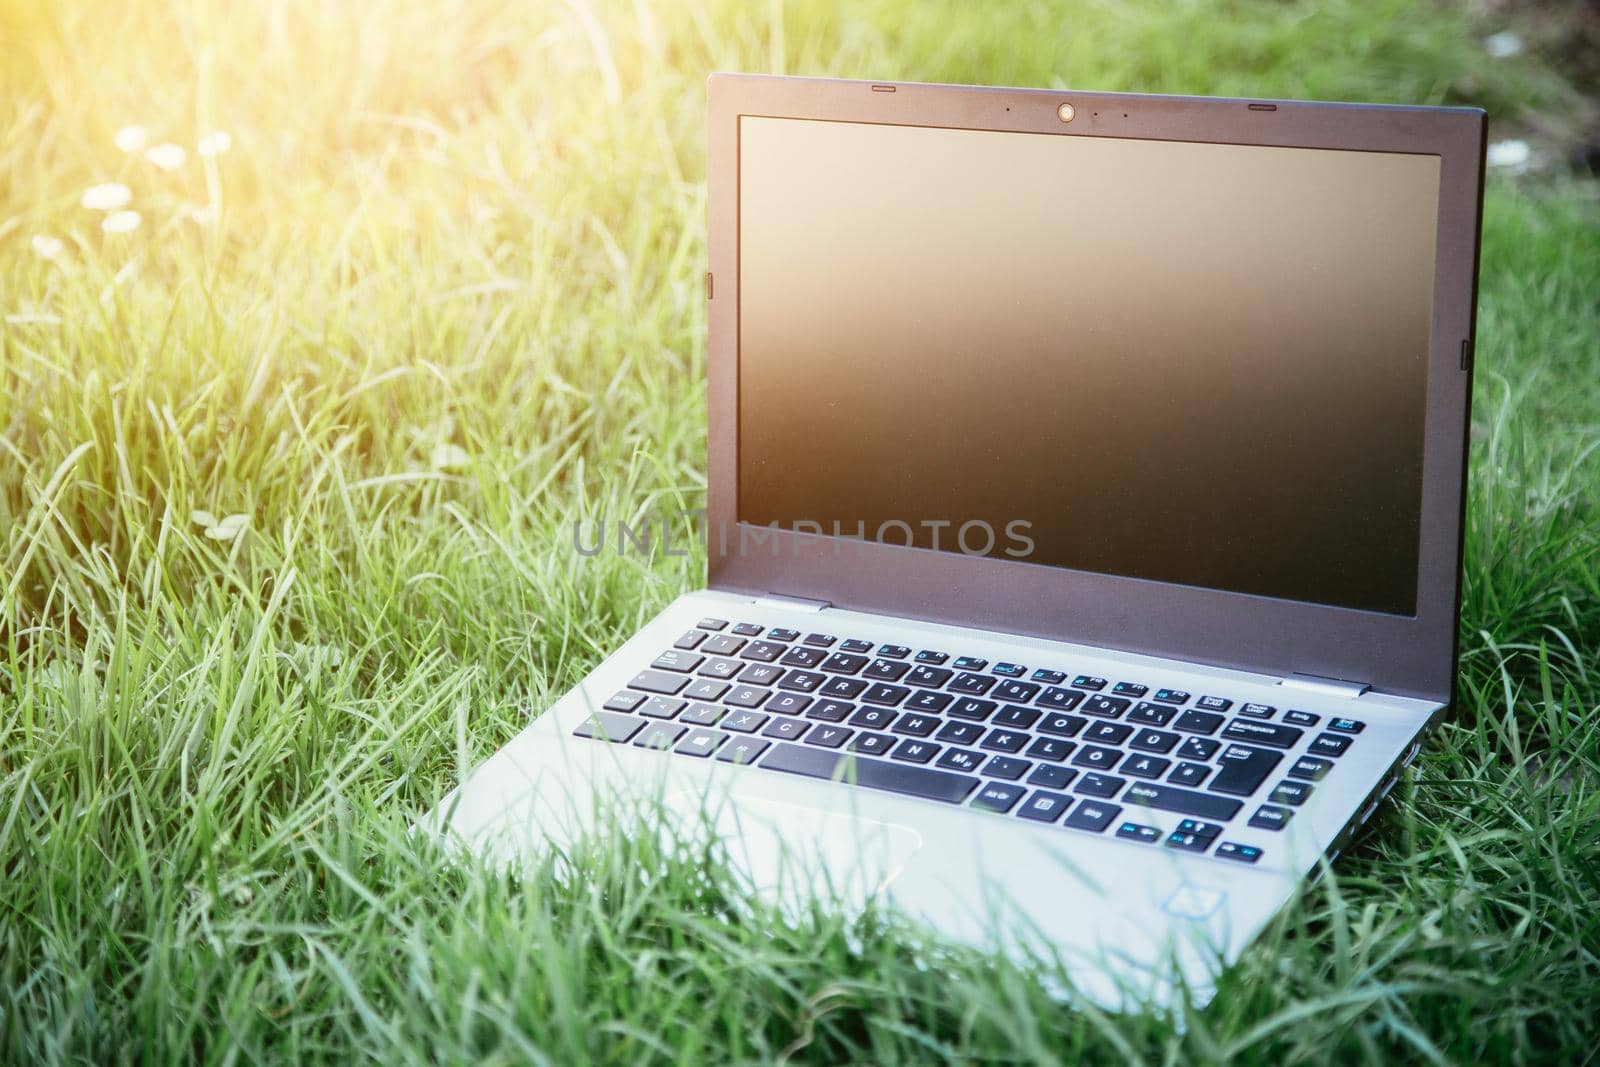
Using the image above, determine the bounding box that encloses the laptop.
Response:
[427,74,1485,1009]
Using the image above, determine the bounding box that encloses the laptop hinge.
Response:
[751,593,831,613]
[1279,673,1370,699]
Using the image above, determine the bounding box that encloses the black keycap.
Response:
[1064,800,1121,833]
[850,733,894,756]
[805,725,853,749]
[950,672,996,695]
[1120,754,1171,780]
[767,628,800,642]
[1329,717,1366,734]
[993,705,1041,730]
[936,720,985,745]
[697,657,742,680]
[766,692,812,716]
[820,677,869,699]
[1283,710,1321,727]
[1153,688,1190,704]
[683,679,730,701]
[1017,790,1071,823]
[1039,713,1087,738]
[1173,709,1225,735]
[674,729,728,757]
[739,640,786,663]
[652,649,704,673]
[822,652,870,674]
[680,703,724,726]
[731,622,763,636]
[1309,733,1352,758]
[992,662,1027,678]
[760,744,980,803]
[848,707,896,729]
[864,659,911,681]
[1220,720,1304,749]
[947,698,997,721]
[980,729,1028,753]
[905,690,954,714]
[803,633,837,648]
[971,781,1026,813]
[1269,780,1313,806]
[721,710,769,733]
[632,722,686,751]
[1209,743,1283,796]
[716,737,770,764]
[1082,695,1131,719]
[1249,805,1293,831]
[777,670,825,693]
[862,683,911,706]
[1085,722,1133,745]
[639,697,685,719]
[1027,765,1077,789]
[1073,675,1108,691]
[1129,728,1179,754]
[1175,818,1225,839]
[1073,772,1126,798]
[1031,669,1067,685]
[1116,822,1163,843]
[906,665,953,689]
[779,646,827,668]
[806,699,855,723]
[1025,736,1074,762]
[701,634,747,656]
[839,638,874,654]
[1176,736,1221,761]
[1164,831,1212,853]
[573,711,643,743]
[1128,702,1177,727]
[1167,761,1211,788]
[674,630,707,651]
[1238,702,1275,719]
[1124,781,1244,821]
[953,656,988,671]
[1072,745,1122,770]
[936,748,984,773]
[993,680,1040,703]
[877,644,911,659]
[630,669,688,695]
[891,713,939,737]
[982,755,1031,780]
[1215,841,1264,864]
[891,739,940,764]
[1196,695,1232,712]
[762,718,809,741]
[737,664,783,686]
[723,685,770,709]
[697,617,728,631]
[1111,681,1148,698]
[603,691,645,713]
[1286,756,1334,781]
[1037,687,1085,711]
[914,650,948,664]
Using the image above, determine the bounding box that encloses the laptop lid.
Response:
[704,74,1484,702]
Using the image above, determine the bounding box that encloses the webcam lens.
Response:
[1057,102,1076,123]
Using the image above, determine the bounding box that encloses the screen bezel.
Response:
[706,74,1484,702]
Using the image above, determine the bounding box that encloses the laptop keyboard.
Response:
[572,617,1369,866]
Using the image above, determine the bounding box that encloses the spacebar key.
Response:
[759,743,979,804]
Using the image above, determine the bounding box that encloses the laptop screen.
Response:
[736,116,1441,617]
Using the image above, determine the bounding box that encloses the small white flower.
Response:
[81,182,132,210]
[31,235,64,260]
[193,511,249,540]
[1487,139,1531,171]
[145,142,187,170]
[102,210,141,234]
[196,131,232,158]
[430,443,471,471]
[1484,31,1523,59]
[114,125,149,153]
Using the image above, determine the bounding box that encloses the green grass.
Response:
[2,0,1598,1061]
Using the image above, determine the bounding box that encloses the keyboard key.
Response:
[982,755,1031,780]
[1072,745,1122,770]
[805,725,853,749]
[849,733,894,756]
[906,665,953,689]
[701,634,747,656]
[1039,713,1087,738]
[779,646,827,668]
[891,739,940,764]
[1031,669,1066,685]
[862,683,911,706]
[1073,675,1108,691]
[767,628,800,642]
[1017,791,1072,823]
[632,722,686,751]
[740,640,786,663]
[1176,736,1221,761]
[864,659,911,681]
[848,707,896,730]
[1128,702,1177,727]
[697,658,743,680]
[1249,805,1293,831]
[1215,841,1264,864]
[762,718,809,741]
[1196,695,1232,712]
[1073,772,1126,798]
[1309,733,1352,758]
[737,664,784,686]
[803,633,837,648]
[674,630,707,651]
[639,697,686,719]
[953,656,988,671]
[1124,781,1243,821]
[652,649,706,673]
[1027,764,1077,789]
[936,720,985,745]
[1238,702,1276,719]
[765,692,812,716]
[1174,818,1224,839]
[1220,720,1304,749]
[760,744,980,803]
[947,697,998,721]
[971,782,1027,814]
[1268,780,1313,806]
[993,680,1040,703]
[715,736,769,764]
[723,685,770,708]
[1153,688,1190,704]
[980,729,1028,753]
[877,644,911,659]
[603,691,646,713]
[821,652,870,674]
[1116,822,1162,843]
[1283,710,1321,727]
[1286,756,1334,781]
[936,748,984,773]
[721,710,769,733]
[683,679,730,701]
[1082,695,1130,719]
[1037,687,1086,711]
[805,699,854,723]
[1063,800,1121,833]
[1025,736,1075,762]
[949,672,996,696]
[1173,709,1225,735]
[572,710,643,743]
[1129,728,1179,754]
[905,690,954,714]
[1209,744,1283,796]
[674,729,728,757]
[820,677,869,699]
[777,670,825,692]
[680,703,724,726]
[891,713,939,737]
[993,705,1041,729]
[1111,681,1148,698]
[992,662,1027,678]
[914,650,948,664]
[1329,717,1366,734]
[630,669,689,695]
[731,623,763,636]
[1164,831,1212,854]
[839,638,874,654]
[1167,761,1211,788]
[697,617,728,631]
[1085,722,1133,745]
[1120,754,1171,780]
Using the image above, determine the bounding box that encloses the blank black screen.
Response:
[737,116,1439,615]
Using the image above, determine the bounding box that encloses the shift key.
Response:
[1209,743,1283,797]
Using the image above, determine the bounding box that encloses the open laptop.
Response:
[427,74,1485,1008]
